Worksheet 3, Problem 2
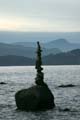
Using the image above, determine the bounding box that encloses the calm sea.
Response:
[0,66,80,120]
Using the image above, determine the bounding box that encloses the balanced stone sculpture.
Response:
[15,41,55,111]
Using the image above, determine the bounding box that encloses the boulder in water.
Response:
[15,84,55,111]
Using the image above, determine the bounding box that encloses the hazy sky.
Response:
[0,0,80,32]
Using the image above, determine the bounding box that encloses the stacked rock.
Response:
[35,42,44,86]
[15,41,55,111]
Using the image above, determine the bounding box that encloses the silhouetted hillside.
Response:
[0,43,36,58]
[0,55,34,66]
[43,49,80,65]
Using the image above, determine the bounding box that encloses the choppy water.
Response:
[0,66,80,120]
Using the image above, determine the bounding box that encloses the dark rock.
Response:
[58,84,75,88]
[0,82,7,85]
[15,84,55,111]
[62,108,70,112]
[59,108,70,112]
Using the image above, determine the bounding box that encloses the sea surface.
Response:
[0,66,80,120]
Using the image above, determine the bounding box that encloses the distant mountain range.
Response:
[0,49,80,66]
[0,42,61,58]
[0,39,80,58]
[13,39,80,51]
[0,39,80,65]
[44,39,80,51]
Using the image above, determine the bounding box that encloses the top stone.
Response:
[35,42,45,86]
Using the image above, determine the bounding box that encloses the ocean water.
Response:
[0,66,80,120]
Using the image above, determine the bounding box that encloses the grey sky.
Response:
[0,0,80,32]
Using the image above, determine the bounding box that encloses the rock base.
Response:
[15,84,55,111]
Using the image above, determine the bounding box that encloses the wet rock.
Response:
[58,84,75,88]
[63,108,70,112]
[15,84,55,111]
[0,82,7,85]
[59,107,70,112]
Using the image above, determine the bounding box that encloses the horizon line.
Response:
[0,30,80,33]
